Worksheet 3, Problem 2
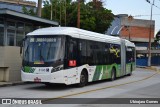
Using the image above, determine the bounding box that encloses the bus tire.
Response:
[110,68,116,81]
[78,70,88,87]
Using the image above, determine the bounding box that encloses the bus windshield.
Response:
[23,36,65,66]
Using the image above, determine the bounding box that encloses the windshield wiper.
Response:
[40,46,45,61]
[47,43,52,60]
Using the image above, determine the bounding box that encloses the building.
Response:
[106,14,157,66]
[106,14,155,49]
[0,0,36,13]
[0,8,58,82]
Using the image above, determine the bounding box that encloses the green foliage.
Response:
[42,0,114,33]
[22,6,36,16]
[155,30,160,44]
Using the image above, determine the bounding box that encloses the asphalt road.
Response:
[0,68,160,107]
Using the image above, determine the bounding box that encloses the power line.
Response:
[146,0,160,10]
[134,14,160,17]
[153,4,160,9]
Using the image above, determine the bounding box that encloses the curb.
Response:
[0,82,32,87]
[144,66,160,73]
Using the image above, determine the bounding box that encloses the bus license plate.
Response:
[34,77,41,82]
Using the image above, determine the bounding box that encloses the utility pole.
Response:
[18,0,20,5]
[148,0,155,66]
[37,0,42,17]
[51,0,53,20]
[77,0,80,28]
[55,0,57,20]
[128,15,133,41]
[65,0,66,26]
[60,0,62,26]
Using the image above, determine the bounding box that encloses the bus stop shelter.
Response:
[0,8,58,82]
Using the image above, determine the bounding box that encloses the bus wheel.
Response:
[78,71,88,87]
[110,68,116,81]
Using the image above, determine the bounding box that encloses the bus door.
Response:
[66,36,79,83]
[121,39,126,76]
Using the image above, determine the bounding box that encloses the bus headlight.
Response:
[51,68,56,73]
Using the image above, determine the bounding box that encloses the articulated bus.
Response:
[21,27,136,87]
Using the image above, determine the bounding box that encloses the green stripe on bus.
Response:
[92,64,120,81]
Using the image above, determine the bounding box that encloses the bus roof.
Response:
[125,39,135,47]
[27,27,135,47]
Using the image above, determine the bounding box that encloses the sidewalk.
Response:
[0,81,25,87]
[145,66,160,72]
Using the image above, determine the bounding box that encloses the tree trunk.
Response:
[37,0,42,17]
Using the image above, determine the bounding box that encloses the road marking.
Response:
[42,72,158,103]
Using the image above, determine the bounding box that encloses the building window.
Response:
[3,20,34,46]
[7,29,15,46]
[17,22,24,46]
[6,21,16,46]
[16,30,24,46]
[6,21,26,46]
[0,18,4,46]
[0,27,4,46]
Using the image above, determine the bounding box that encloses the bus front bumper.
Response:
[21,70,65,84]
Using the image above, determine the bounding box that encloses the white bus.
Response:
[21,27,136,87]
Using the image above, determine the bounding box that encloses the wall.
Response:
[0,46,22,82]
[120,18,155,42]
[120,26,155,42]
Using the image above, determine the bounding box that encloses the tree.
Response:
[22,6,36,16]
[151,30,160,49]
[42,0,68,25]
[87,0,114,33]
[42,0,51,19]
[22,6,29,14]
[41,0,114,33]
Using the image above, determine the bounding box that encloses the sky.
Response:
[29,0,160,35]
